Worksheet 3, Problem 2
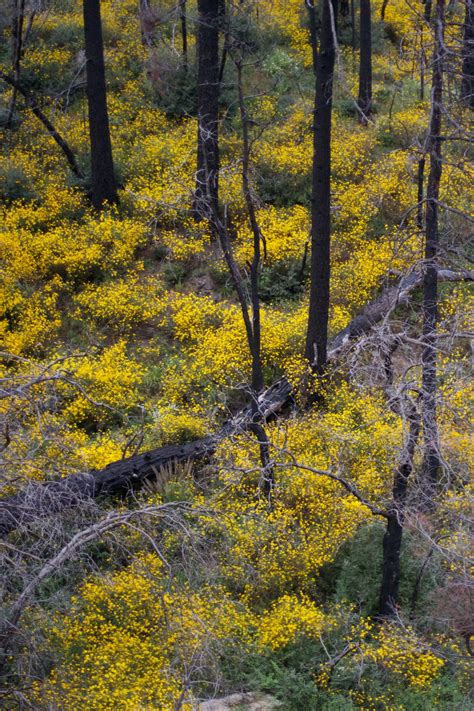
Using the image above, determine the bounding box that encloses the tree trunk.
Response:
[461,0,474,107]
[180,0,188,71]
[1,268,471,536]
[305,0,338,372]
[83,0,119,208]
[379,402,421,616]
[236,57,274,496]
[5,0,25,128]
[194,0,220,221]
[357,0,372,123]
[421,0,444,496]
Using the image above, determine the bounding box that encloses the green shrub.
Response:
[324,522,442,616]
[0,161,37,202]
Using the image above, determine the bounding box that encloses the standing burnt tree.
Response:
[379,0,446,616]
[179,0,188,72]
[83,0,119,208]
[461,0,474,107]
[421,0,445,497]
[194,0,220,221]
[305,0,338,373]
[5,0,30,128]
[357,0,372,123]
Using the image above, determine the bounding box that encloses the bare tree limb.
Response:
[0,71,85,179]
[0,268,471,536]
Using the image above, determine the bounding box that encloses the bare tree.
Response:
[421,0,445,496]
[180,0,188,72]
[5,0,25,127]
[461,0,474,107]
[305,0,338,373]
[194,0,220,221]
[83,0,119,208]
[357,0,373,123]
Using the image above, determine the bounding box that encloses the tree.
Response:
[194,0,220,221]
[379,0,447,615]
[5,0,25,127]
[179,0,188,72]
[461,0,474,107]
[421,0,445,497]
[305,0,338,373]
[0,71,85,179]
[357,0,372,123]
[83,0,119,208]
[379,394,421,616]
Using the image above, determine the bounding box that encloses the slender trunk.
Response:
[236,58,273,496]
[379,402,421,616]
[179,0,188,72]
[6,0,25,128]
[351,0,356,55]
[194,0,220,222]
[306,0,318,74]
[305,0,338,372]
[0,72,84,179]
[380,0,389,20]
[421,0,444,496]
[357,0,372,123]
[83,0,118,209]
[218,0,227,84]
[416,156,425,230]
[424,0,433,22]
[461,0,474,107]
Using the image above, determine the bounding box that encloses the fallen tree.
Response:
[0,268,471,536]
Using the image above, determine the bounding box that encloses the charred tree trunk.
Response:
[5,0,25,128]
[416,156,425,230]
[461,0,474,107]
[1,269,471,537]
[357,0,372,123]
[235,57,274,496]
[194,0,220,221]
[179,0,188,71]
[83,0,119,208]
[305,0,338,372]
[379,402,421,616]
[351,0,357,54]
[421,0,444,496]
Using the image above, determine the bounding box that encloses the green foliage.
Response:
[259,260,308,303]
[326,523,442,616]
[0,160,36,202]
[221,639,356,711]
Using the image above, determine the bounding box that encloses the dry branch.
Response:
[0,71,85,180]
[0,268,471,536]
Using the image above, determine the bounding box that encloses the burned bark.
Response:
[83,0,119,208]
[357,0,372,123]
[421,0,445,494]
[194,0,220,220]
[379,400,421,616]
[461,0,474,107]
[0,269,471,536]
[305,0,338,372]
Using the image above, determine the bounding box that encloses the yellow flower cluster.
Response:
[62,342,144,425]
[40,553,254,709]
[257,593,330,650]
[359,622,446,689]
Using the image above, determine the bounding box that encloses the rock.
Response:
[196,692,282,711]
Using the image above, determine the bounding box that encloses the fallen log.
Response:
[0,268,471,536]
